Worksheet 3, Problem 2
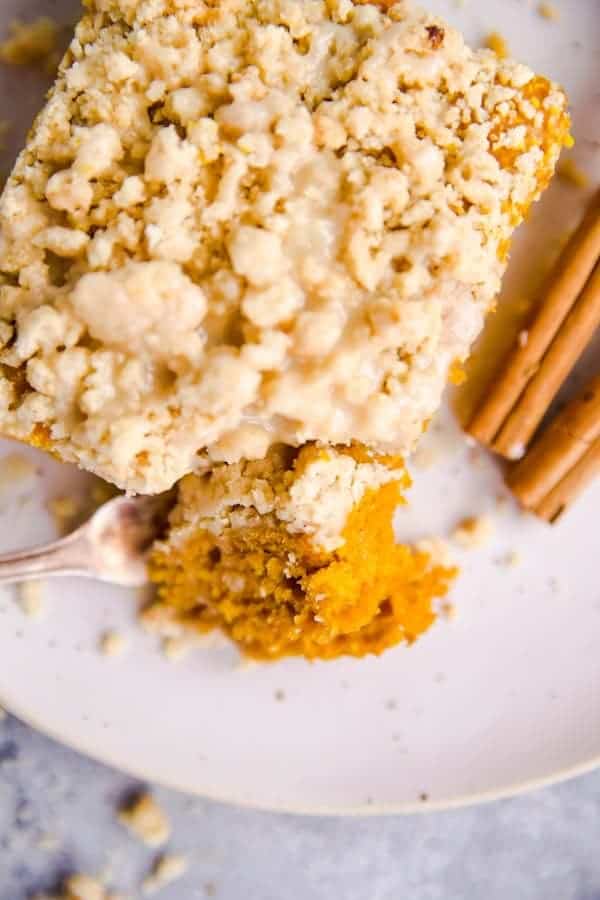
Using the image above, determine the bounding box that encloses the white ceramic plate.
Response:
[1,0,600,814]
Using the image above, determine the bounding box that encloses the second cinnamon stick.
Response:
[506,373,600,511]
[535,439,600,523]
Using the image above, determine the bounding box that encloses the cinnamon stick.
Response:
[494,263,600,457]
[468,189,600,450]
[506,373,600,511]
[535,438,600,523]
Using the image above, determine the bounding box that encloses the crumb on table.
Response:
[0,17,59,67]
[33,873,119,900]
[118,793,171,847]
[142,854,189,896]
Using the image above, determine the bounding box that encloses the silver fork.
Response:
[0,495,171,588]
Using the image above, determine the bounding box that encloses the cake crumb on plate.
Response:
[16,580,44,619]
[538,2,560,20]
[415,537,455,568]
[484,32,509,59]
[452,516,494,549]
[161,636,191,663]
[440,602,458,622]
[503,551,522,569]
[99,631,129,658]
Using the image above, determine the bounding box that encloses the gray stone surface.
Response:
[1,715,600,900]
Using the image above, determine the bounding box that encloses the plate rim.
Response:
[3,688,599,815]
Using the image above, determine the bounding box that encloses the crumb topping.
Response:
[166,443,405,552]
[0,0,570,493]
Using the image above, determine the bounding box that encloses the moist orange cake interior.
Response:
[148,446,457,661]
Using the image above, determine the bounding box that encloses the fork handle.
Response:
[0,532,91,585]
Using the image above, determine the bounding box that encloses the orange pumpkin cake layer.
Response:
[0,0,570,493]
[147,445,456,660]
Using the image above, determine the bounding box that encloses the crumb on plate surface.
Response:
[99,630,129,657]
[452,514,494,549]
[538,2,560,21]
[16,579,44,619]
[161,635,191,662]
[484,32,509,60]
[0,0,570,494]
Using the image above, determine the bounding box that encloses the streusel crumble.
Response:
[0,0,570,493]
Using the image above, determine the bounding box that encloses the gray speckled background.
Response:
[2,714,600,899]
